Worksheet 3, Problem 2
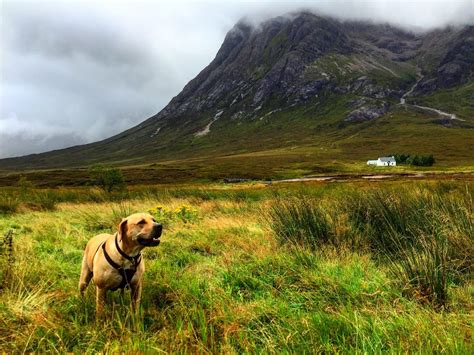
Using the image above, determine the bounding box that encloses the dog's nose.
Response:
[153,222,162,232]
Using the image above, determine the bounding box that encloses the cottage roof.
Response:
[378,156,396,162]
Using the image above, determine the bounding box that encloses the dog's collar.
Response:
[114,233,141,266]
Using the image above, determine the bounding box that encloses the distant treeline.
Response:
[391,154,435,167]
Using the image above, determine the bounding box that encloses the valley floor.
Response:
[0,180,472,352]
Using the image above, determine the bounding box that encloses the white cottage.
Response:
[367,156,397,166]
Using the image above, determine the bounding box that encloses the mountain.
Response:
[1,12,473,181]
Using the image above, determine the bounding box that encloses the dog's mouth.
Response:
[138,236,160,246]
[137,231,162,247]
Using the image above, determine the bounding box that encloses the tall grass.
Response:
[0,181,472,352]
[346,187,473,308]
[389,232,449,308]
[0,192,19,215]
[77,202,135,232]
[0,230,14,286]
[267,185,473,309]
[268,198,333,249]
[31,190,59,211]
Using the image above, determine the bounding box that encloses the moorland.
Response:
[0,179,472,352]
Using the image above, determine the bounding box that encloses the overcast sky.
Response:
[1,0,473,158]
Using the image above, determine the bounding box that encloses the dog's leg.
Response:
[95,287,107,318]
[130,282,142,312]
[79,255,93,296]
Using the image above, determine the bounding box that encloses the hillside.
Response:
[0,12,473,180]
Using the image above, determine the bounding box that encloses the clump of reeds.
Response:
[268,185,472,309]
[31,190,59,211]
[77,202,135,232]
[344,186,473,309]
[268,198,333,249]
[0,192,19,215]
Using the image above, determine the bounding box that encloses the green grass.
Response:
[0,180,472,352]
[268,197,334,248]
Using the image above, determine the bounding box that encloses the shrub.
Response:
[392,153,435,166]
[88,164,126,193]
[174,205,199,224]
[17,176,34,197]
[0,192,19,215]
[31,190,58,211]
[268,198,333,249]
[393,153,410,164]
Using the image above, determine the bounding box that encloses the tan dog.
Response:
[79,213,162,316]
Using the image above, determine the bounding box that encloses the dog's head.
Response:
[119,213,162,247]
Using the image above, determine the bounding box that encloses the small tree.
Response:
[392,153,435,166]
[408,155,421,166]
[18,176,34,196]
[88,164,126,193]
[421,154,435,166]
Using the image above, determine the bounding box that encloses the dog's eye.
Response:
[137,219,146,225]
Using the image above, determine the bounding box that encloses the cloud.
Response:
[1,0,472,158]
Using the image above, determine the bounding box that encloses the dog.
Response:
[79,213,162,316]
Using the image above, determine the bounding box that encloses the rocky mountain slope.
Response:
[1,12,473,174]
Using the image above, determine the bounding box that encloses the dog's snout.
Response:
[153,222,163,233]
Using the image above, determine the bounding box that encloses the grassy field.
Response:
[0,180,473,352]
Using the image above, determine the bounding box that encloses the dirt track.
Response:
[269,172,474,184]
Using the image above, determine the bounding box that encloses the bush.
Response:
[18,176,34,197]
[31,190,58,211]
[393,153,410,164]
[392,153,435,166]
[268,198,333,249]
[0,192,19,215]
[88,164,126,193]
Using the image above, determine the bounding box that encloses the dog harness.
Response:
[101,233,142,290]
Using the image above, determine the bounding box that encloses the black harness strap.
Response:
[101,234,142,290]
[115,233,141,266]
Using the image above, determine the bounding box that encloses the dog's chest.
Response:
[109,264,139,290]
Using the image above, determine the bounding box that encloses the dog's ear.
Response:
[119,218,128,240]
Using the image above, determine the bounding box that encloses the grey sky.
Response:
[1,0,472,158]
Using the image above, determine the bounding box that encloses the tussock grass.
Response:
[388,231,450,309]
[268,198,334,249]
[0,180,472,352]
[76,202,137,232]
[30,190,59,211]
[266,184,473,309]
[344,186,473,308]
[0,192,19,215]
